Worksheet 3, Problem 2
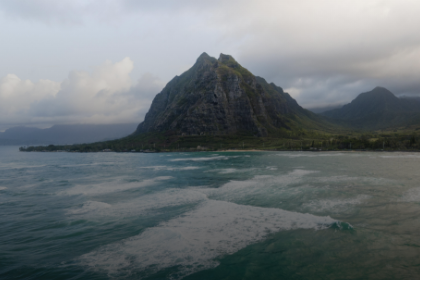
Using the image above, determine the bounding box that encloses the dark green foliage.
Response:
[19,127,420,152]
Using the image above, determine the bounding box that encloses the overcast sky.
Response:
[0,0,419,131]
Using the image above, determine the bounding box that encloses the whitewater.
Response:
[0,147,419,279]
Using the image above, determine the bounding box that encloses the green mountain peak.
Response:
[196,52,211,61]
[218,53,236,63]
[135,52,336,137]
[193,52,216,67]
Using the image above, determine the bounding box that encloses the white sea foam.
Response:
[314,175,394,185]
[214,168,238,174]
[208,169,314,194]
[277,152,346,158]
[79,199,337,278]
[170,156,229,162]
[63,176,173,196]
[139,165,167,170]
[60,163,93,167]
[379,153,420,159]
[0,163,48,169]
[140,166,201,171]
[207,168,257,174]
[176,166,202,171]
[302,195,370,212]
[60,162,115,168]
[68,189,208,219]
[191,169,316,204]
[399,187,420,202]
[68,201,112,215]
[0,186,7,190]
[71,167,371,278]
[74,169,321,276]
[266,166,278,170]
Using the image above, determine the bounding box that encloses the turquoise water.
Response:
[0,146,419,279]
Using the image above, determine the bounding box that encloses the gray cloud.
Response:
[229,0,419,107]
[0,0,418,130]
[0,58,164,131]
[0,0,88,24]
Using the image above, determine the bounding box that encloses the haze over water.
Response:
[0,146,419,279]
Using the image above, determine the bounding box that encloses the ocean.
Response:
[0,146,419,279]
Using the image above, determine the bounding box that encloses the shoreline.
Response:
[218,149,420,153]
[19,149,420,153]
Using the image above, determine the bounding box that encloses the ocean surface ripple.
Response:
[0,147,419,279]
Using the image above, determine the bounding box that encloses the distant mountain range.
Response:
[0,123,138,145]
[320,87,420,130]
[7,55,420,148]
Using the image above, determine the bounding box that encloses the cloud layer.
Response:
[0,58,164,131]
[0,0,418,129]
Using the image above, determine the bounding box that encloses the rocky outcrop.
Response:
[136,52,327,136]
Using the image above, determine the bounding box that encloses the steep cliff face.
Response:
[136,53,327,136]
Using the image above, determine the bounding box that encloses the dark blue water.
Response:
[0,146,419,279]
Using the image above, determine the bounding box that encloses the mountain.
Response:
[0,123,138,145]
[306,104,342,114]
[135,53,335,137]
[321,87,420,130]
[399,96,421,112]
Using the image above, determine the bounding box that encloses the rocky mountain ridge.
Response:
[136,53,333,137]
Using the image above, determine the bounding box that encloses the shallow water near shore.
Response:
[0,146,419,279]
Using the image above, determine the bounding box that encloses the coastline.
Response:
[218,149,420,153]
[19,148,420,153]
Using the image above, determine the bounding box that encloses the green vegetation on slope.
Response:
[136,52,344,137]
[20,125,420,152]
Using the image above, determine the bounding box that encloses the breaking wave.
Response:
[170,156,229,162]
[79,199,339,279]
[62,176,173,196]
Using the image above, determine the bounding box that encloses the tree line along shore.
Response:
[19,130,420,153]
